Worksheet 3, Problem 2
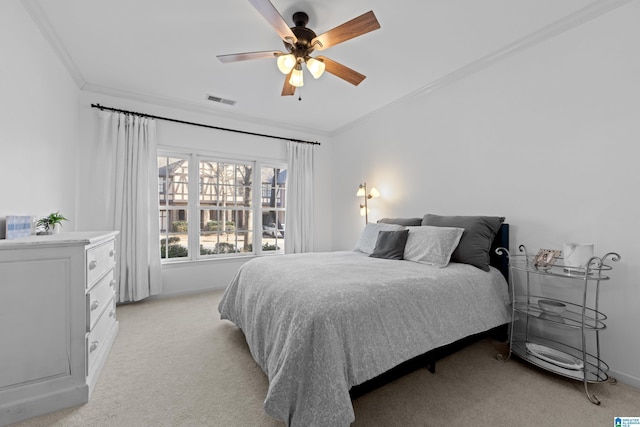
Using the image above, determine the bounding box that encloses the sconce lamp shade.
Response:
[277,54,296,74]
[357,182,378,224]
[306,57,326,79]
[289,65,304,87]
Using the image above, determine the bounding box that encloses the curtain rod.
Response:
[90,103,321,146]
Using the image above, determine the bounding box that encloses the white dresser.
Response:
[0,231,119,426]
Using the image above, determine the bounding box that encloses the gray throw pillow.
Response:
[369,229,410,260]
[378,217,423,226]
[422,214,505,271]
[354,222,406,254]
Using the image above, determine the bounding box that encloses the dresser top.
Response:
[0,231,119,248]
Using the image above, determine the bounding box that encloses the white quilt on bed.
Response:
[218,251,511,426]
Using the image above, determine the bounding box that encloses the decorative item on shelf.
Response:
[5,215,35,239]
[563,242,594,272]
[538,299,566,315]
[36,211,68,235]
[533,248,561,268]
[525,343,584,371]
[356,182,379,224]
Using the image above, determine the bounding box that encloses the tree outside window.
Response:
[158,152,286,262]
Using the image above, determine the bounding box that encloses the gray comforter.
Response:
[218,251,510,426]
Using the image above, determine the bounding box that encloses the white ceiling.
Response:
[25,0,614,135]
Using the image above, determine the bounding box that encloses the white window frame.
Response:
[259,163,287,255]
[158,149,287,263]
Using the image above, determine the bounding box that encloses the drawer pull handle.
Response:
[109,279,116,287]
[90,341,99,353]
[109,310,116,318]
[109,249,116,257]
[90,300,100,311]
[89,260,98,270]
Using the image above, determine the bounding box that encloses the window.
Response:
[260,166,286,252]
[198,160,254,256]
[158,152,287,262]
[158,155,190,260]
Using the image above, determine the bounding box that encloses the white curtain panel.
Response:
[98,112,161,302]
[284,141,315,254]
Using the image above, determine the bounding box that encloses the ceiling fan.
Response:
[217,0,381,96]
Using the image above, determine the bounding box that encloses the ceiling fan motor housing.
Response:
[285,12,317,59]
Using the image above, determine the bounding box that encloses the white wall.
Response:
[77,92,333,296]
[331,3,640,387]
[0,1,80,235]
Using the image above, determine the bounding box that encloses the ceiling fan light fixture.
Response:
[217,4,381,96]
[277,54,296,74]
[306,57,325,79]
[289,65,304,87]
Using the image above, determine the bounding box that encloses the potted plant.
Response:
[36,211,68,235]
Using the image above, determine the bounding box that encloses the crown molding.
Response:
[82,83,332,137]
[331,0,634,136]
[21,0,86,89]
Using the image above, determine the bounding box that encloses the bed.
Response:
[218,215,511,426]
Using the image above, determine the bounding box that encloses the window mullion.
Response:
[253,161,262,256]
[189,153,200,260]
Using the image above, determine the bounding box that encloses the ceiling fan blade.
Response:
[316,56,366,86]
[281,70,296,96]
[249,0,298,45]
[217,50,283,63]
[311,10,380,51]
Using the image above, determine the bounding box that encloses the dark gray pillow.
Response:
[369,229,410,260]
[378,217,423,226]
[422,214,505,271]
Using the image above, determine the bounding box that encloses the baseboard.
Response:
[608,368,640,389]
[149,287,225,301]
[0,384,88,427]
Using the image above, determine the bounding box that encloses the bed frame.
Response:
[350,223,510,399]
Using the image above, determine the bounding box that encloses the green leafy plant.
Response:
[160,236,188,258]
[262,242,281,251]
[171,221,188,232]
[36,211,68,233]
[214,242,237,254]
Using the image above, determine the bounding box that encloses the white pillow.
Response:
[354,222,406,254]
[403,226,465,267]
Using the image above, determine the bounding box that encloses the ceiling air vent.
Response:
[206,94,236,106]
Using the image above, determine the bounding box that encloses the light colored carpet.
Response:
[10,290,639,427]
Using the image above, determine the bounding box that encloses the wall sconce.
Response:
[357,182,380,224]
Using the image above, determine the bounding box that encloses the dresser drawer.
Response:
[86,269,116,331]
[86,298,116,374]
[86,240,116,288]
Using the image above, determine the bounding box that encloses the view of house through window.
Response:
[158,153,286,261]
[158,155,190,259]
[261,166,286,252]
[198,160,254,256]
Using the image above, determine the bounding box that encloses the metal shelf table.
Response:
[496,245,620,404]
